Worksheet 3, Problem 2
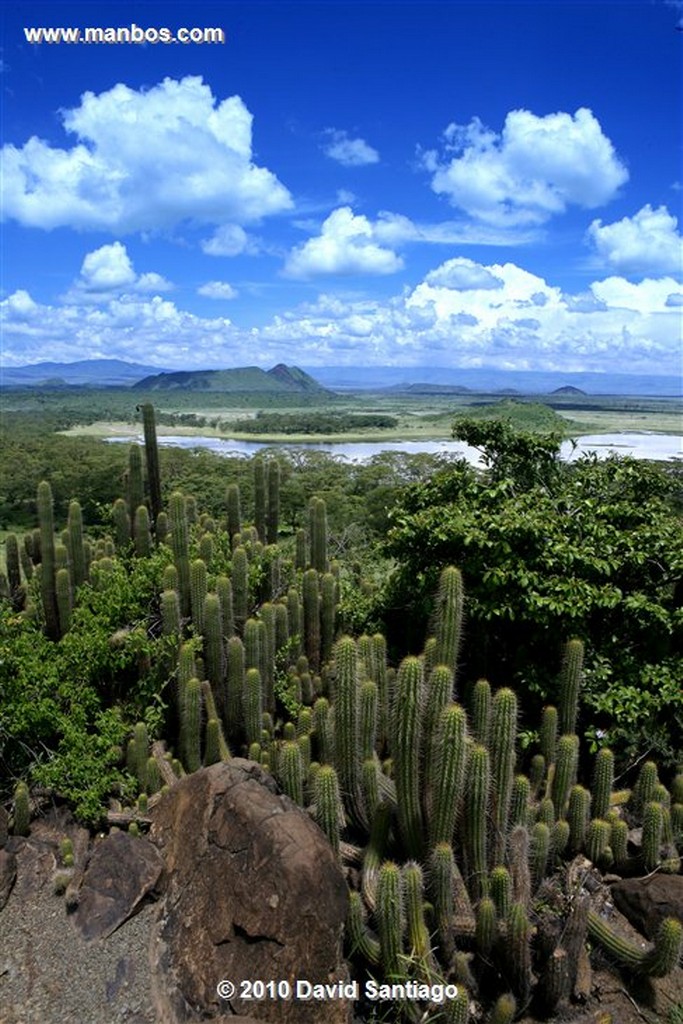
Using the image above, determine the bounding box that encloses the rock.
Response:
[611,875,683,940]
[0,847,17,910]
[149,759,351,1023]
[0,804,8,847]
[71,830,164,940]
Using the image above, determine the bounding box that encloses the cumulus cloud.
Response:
[2,76,292,233]
[424,108,628,226]
[587,204,683,275]
[424,258,504,290]
[2,256,680,376]
[323,130,379,167]
[283,207,404,278]
[62,242,172,303]
[201,224,252,257]
[198,281,239,300]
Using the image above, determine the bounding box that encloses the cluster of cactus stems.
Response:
[8,405,682,1024]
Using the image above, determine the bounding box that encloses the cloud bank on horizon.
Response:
[1,2,681,377]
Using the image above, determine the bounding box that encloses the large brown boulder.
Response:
[611,875,683,939]
[149,760,352,1023]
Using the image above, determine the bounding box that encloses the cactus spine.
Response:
[303,568,321,672]
[470,678,491,747]
[333,636,361,825]
[231,546,249,631]
[314,763,342,855]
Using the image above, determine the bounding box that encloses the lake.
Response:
[107,432,682,464]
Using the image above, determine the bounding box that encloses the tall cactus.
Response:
[464,743,490,899]
[253,457,266,541]
[428,702,467,847]
[55,566,72,635]
[470,678,492,747]
[203,593,225,690]
[266,459,280,544]
[169,492,190,617]
[226,482,241,539]
[303,568,321,672]
[433,565,465,681]
[138,403,162,523]
[67,499,87,588]
[133,505,152,558]
[190,559,208,633]
[333,636,361,826]
[309,497,328,573]
[490,687,518,865]
[558,638,584,736]
[320,572,337,665]
[393,655,424,860]
[376,861,404,981]
[127,444,144,522]
[231,546,249,631]
[37,481,60,639]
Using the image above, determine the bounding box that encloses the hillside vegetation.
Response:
[1,404,682,1022]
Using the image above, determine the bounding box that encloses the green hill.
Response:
[132,363,328,394]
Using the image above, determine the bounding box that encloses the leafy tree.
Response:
[383,420,683,766]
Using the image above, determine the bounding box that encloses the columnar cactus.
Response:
[558,638,583,736]
[216,576,235,638]
[314,763,343,855]
[186,559,206,634]
[55,567,72,635]
[333,636,361,825]
[37,481,60,639]
[67,499,87,588]
[464,743,490,899]
[303,568,321,671]
[320,572,337,665]
[393,656,425,860]
[243,667,263,747]
[127,444,144,523]
[433,565,464,682]
[203,593,225,689]
[138,403,162,523]
[376,861,404,981]
[180,677,202,774]
[134,505,152,558]
[591,747,615,820]
[169,492,190,617]
[490,687,518,865]
[225,636,245,734]
[470,678,491,747]
[13,780,30,836]
[253,458,266,541]
[266,459,280,545]
[428,702,467,848]
[231,546,249,631]
[309,496,328,573]
[226,482,241,539]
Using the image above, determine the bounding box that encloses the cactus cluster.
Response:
[9,405,682,1024]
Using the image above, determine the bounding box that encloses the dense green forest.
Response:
[1,400,682,1022]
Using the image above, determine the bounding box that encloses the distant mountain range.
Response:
[132,364,326,393]
[0,359,679,397]
[0,360,327,394]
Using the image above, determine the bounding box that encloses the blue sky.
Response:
[1,1,682,375]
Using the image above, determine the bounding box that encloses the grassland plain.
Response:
[55,391,682,444]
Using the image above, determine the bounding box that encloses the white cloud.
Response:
[2,76,292,233]
[283,207,403,278]
[323,130,379,167]
[425,108,628,226]
[424,258,504,290]
[62,242,172,303]
[587,205,683,275]
[198,281,239,300]
[201,224,251,257]
[2,257,680,376]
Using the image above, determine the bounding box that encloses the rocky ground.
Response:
[1,764,681,1024]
